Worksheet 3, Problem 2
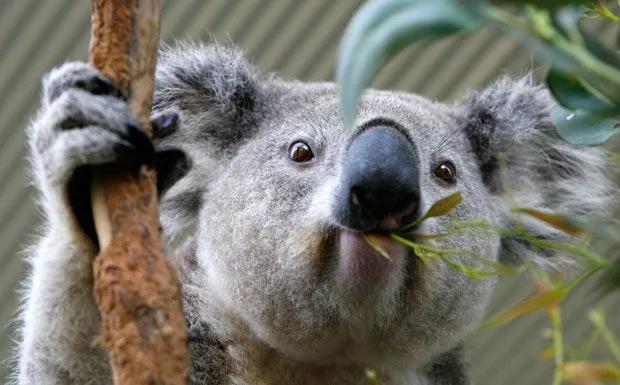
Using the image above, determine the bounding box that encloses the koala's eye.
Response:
[434,162,457,184]
[288,141,314,163]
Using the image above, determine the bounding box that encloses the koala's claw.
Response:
[124,121,156,162]
[152,112,180,139]
[74,74,125,100]
[44,62,126,104]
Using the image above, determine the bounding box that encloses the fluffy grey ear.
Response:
[153,42,264,147]
[152,43,265,242]
[458,77,616,267]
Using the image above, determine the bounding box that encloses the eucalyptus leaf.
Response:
[480,288,566,328]
[403,191,462,229]
[513,207,584,237]
[337,0,482,125]
[469,255,520,275]
[423,191,463,220]
[389,234,433,264]
[546,69,614,113]
[551,105,620,145]
[363,234,392,261]
[439,255,497,280]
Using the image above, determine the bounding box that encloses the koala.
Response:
[15,43,615,385]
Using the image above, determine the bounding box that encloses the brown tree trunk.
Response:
[88,1,190,384]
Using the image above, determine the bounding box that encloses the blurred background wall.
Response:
[0,1,618,383]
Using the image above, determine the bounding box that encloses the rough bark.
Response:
[88,1,190,384]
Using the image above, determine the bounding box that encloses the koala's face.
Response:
[196,85,497,366]
[156,45,613,368]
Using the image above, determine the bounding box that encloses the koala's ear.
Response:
[458,77,616,267]
[152,44,266,242]
[153,43,263,148]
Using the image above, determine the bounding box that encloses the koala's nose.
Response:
[337,126,421,231]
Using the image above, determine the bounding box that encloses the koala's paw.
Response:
[43,62,127,105]
[29,62,188,240]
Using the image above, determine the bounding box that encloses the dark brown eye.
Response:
[434,162,457,184]
[288,141,314,162]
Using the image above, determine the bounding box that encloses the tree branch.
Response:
[88,1,190,383]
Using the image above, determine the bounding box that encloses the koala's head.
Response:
[154,44,615,368]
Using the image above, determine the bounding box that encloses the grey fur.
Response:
[15,44,615,385]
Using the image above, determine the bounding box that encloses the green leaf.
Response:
[588,310,620,363]
[390,233,506,277]
[438,255,497,280]
[469,254,521,276]
[546,69,615,113]
[513,207,584,237]
[402,192,462,229]
[363,234,392,261]
[551,105,620,145]
[480,288,567,328]
[389,233,434,264]
[424,191,462,219]
[411,191,462,228]
[337,0,483,125]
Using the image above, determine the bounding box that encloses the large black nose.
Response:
[337,126,420,231]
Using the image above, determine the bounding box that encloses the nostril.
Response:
[349,185,419,230]
[351,187,362,208]
[375,202,418,231]
[350,186,384,219]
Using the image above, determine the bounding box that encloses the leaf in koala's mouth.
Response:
[390,233,515,278]
[363,234,392,261]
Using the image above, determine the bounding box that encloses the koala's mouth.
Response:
[330,201,421,290]
[336,229,410,290]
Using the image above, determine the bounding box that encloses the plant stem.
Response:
[563,263,603,292]
[549,307,564,385]
[589,310,620,364]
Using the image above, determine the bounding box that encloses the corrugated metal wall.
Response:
[0,1,618,383]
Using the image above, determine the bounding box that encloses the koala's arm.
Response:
[18,233,111,384]
[16,61,182,384]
